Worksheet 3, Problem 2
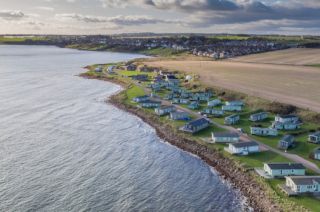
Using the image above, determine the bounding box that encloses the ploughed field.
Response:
[144,58,320,113]
[229,48,320,66]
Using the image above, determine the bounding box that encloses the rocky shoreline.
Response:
[81,73,284,212]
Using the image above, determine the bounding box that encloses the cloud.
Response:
[55,13,178,25]
[0,10,25,20]
[100,0,239,11]
[99,0,320,27]
[35,6,55,11]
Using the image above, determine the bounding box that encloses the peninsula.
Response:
[80,49,320,211]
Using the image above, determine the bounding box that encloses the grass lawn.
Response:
[118,70,154,77]
[193,125,226,138]
[231,151,291,168]
[266,179,320,212]
[124,85,145,105]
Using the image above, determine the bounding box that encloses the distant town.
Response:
[2,33,320,59]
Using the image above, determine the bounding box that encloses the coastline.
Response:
[80,73,283,212]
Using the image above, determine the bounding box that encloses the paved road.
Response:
[137,82,320,174]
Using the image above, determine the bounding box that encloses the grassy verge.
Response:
[0,36,47,44]
[309,64,320,68]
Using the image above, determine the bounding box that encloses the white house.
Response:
[207,99,221,107]
[264,163,305,178]
[155,106,176,116]
[180,118,210,134]
[275,115,299,123]
[140,100,161,108]
[95,66,103,72]
[278,135,295,150]
[225,141,260,155]
[202,108,224,116]
[170,111,190,121]
[250,127,278,136]
[314,148,320,160]
[225,114,240,125]
[284,176,320,195]
[250,112,268,122]
[272,115,302,130]
[107,65,115,73]
[225,101,244,106]
[211,132,240,143]
[222,105,242,112]
[132,95,149,103]
[309,131,320,144]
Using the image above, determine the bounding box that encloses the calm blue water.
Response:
[0,45,244,211]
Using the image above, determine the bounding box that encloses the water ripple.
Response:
[0,45,244,212]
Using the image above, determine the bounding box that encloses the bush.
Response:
[266,102,297,115]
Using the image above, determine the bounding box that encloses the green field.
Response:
[310,64,320,68]
[0,36,47,43]
[139,47,187,57]
[209,35,250,40]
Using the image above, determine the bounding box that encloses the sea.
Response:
[0,45,245,212]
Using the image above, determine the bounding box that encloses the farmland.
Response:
[230,48,320,66]
[143,53,320,113]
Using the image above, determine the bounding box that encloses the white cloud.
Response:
[35,6,55,11]
[0,10,25,20]
[55,13,179,25]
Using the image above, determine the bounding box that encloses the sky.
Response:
[0,0,319,35]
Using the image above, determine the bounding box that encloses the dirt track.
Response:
[144,59,320,113]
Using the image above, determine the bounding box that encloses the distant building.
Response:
[95,66,103,72]
[188,102,200,110]
[225,114,240,125]
[170,111,190,121]
[125,64,137,71]
[278,135,295,150]
[131,74,148,81]
[191,92,212,102]
[172,98,189,105]
[272,115,302,130]
[165,74,180,85]
[185,75,193,81]
[313,148,320,160]
[107,65,115,73]
[140,100,161,108]
[264,163,305,178]
[250,127,278,136]
[132,95,149,103]
[225,101,244,106]
[309,131,320,144]
[284,176,320,195]
[155,106,176,116]
[139,65,152,72]
[275,115,299,123]
[180,118,210,134]
[207,99,221,107]
[211,132,240,143]
[222,105,242,112]
[202,108,224,117]
[225,141,260,155]
[250,112,268,122]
